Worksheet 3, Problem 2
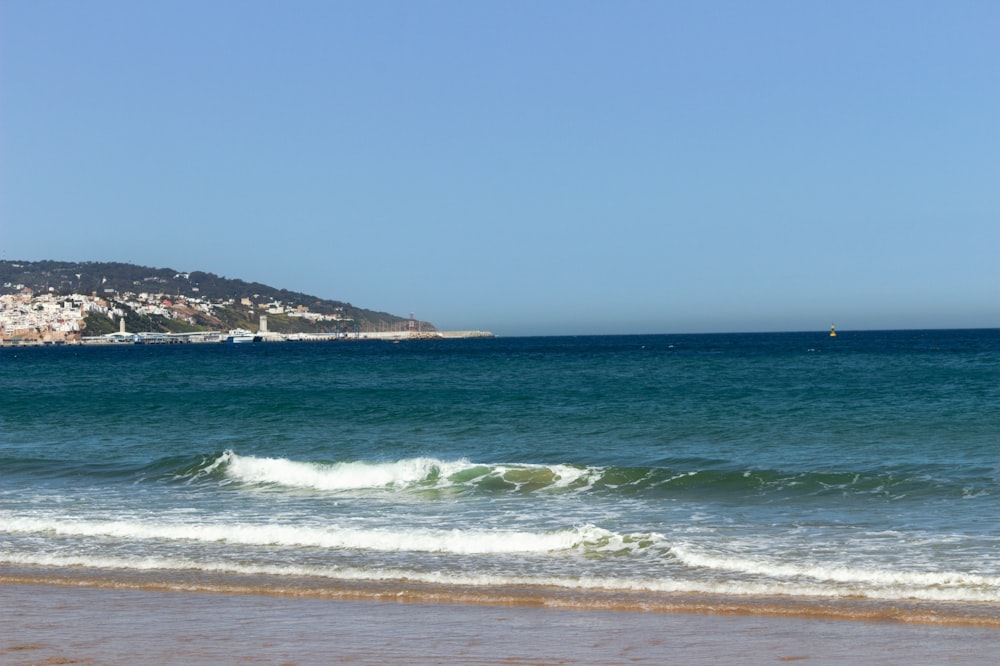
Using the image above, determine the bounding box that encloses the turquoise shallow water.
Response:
[2,330,999,612]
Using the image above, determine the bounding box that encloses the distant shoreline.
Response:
[1,329,495,347]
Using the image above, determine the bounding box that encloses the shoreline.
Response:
[5,581,1000,666]
[1,328,495,346]
[4,567,1000,629]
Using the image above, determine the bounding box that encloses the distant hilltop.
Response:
[0,260,474,344]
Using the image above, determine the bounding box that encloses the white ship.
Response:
[224,328,256,343]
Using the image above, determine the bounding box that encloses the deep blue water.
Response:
[2,329,999,607]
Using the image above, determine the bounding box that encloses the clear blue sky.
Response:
[1,1,997,336]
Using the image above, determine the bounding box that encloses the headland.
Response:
[0,260,492,345]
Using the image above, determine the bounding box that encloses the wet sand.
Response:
[4,582,1000,665]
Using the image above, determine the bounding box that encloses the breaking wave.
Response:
[176,450,988,501]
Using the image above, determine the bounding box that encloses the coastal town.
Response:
[0,286,491,346]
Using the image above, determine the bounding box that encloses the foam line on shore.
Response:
[4,569,1000,629]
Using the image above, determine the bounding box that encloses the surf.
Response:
[181,451,985,502]
[191,450,604,495]
[0,515,635,555]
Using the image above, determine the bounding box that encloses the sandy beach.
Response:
[4,582,1000,665]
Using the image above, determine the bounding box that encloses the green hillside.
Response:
[1,260,433,334]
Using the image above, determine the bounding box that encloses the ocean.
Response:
[2,329,999,626]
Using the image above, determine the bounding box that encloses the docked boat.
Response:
[224,328,255,343]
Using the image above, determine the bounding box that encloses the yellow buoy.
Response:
[830,324,837,337]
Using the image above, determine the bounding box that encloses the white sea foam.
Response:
[7,514,998,602]
[669,543,1000,596]
[10,511,997,600]
[4,549,999,602]
[218,451,454,491]
[210,450,601,493]
[0,515,612,555]
[0,549,815,597]
[0,549,764,594]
